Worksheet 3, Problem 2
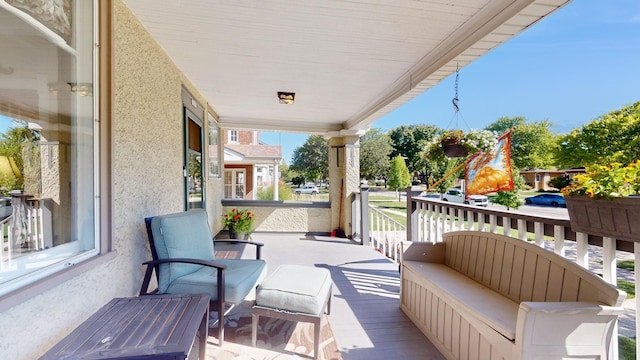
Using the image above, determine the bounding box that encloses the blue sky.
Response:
[261,0,640,163]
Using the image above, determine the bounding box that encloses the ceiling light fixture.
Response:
[68,82,93,97]
[277,92,295,105]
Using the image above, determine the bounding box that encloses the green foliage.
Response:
[290,135,328,182]
[618,335,636,360]
[257,180,293,200]
[618,260,635,271]
[0,172,19,196]
[490,165,525,209]
[389,124,439,174]
[548,176,571,190]
[428,159,463,194]
[562,161,640,199]
[359,128,393,181]
[618,280,635,299]
[278,162,297,183]
[554,101,640,168]
[388,156,412,192]
[0,120,40,192]
[485,117,558,170]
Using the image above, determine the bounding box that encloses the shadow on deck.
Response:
[215,232,444,360]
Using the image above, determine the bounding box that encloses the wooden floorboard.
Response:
[219,232,445,360]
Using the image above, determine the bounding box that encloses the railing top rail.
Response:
[368,204,406,229]
[411,196,569,224]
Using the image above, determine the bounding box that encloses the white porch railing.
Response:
[0,198,53,270]
[355,186,637,358]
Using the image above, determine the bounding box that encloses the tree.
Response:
[389,124,439,175]
[290,135,328,182]
[427,159,463,194]
[0,120,40,193]
[485,116,558,170]
[548,176,571,190]
[554,101,640,168]
[359,128,392,183]
[388,155,412,200]
[490,165,525,210]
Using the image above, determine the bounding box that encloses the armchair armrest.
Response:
[214,239,264,259]
[515,302,623,359]
[139,258,227,296]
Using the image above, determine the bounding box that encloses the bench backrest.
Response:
[442,231,624,307]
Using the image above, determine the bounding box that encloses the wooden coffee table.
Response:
[40,294,210,359]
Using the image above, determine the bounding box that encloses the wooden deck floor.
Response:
[221,232,445,360]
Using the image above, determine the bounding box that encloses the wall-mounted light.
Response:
[277,91,295,105]
[68,82,93,97]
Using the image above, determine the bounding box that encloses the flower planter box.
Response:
[565,195,640,242]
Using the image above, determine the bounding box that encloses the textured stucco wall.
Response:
[0,2,222,358]
[222,205,331,233]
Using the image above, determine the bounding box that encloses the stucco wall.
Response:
[222,204,331,233]
[0,1,222,358]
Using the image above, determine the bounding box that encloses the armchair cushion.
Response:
[167,258,266,303]
[150,210,215,293]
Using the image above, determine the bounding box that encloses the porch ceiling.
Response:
[122,0,570,135]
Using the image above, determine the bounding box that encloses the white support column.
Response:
[576,232,589,269]
[272,160,279,201]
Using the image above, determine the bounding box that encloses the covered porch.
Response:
[207,231,444,359]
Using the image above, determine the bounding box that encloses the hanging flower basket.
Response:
[424,129,497,161]
[442,139,468,158]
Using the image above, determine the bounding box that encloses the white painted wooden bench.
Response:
[400,231,626,360]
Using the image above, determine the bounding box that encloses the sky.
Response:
[260,0,640,163]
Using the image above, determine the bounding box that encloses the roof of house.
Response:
[225,144,282,159]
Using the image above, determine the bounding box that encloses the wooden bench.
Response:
[400,231,625,360]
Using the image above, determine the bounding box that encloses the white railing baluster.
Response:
[534,222,544,248]
[517,219,526,240]
[602,237,616,285]
[502,216,511,236]
[489,214,497,234]
[635,242,640,360]
[554,225,565,257]
[576,232,589,269]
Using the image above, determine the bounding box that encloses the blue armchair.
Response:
[140,209,266,345]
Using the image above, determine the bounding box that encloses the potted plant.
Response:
[424,129,498,160]
[223,208,255,239]
[561,160,640,241]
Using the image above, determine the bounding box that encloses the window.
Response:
[228,130,238,143]
[0,1,99,296]
[208,113,220,178]
[224,169,245,199]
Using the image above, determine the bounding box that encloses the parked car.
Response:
[524,193,566,207]
[0,197,12,221]
[294,184,319,195]
[442,188,489,207]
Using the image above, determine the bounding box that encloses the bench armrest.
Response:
[139,258,227,296]
[214,239,264,259]
[400,241,445,263]
[515,301,623,359]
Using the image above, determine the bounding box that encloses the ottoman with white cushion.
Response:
[252,264,332,359]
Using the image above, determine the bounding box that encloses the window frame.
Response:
[228,130,238,143]
[0,0,113,311]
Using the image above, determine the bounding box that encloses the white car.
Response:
[442,188,489,207]
[295,184,319,195]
